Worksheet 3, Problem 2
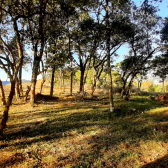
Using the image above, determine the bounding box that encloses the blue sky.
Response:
[0,0,167,81]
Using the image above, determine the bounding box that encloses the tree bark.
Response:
[70,60,73,95]
[50,65,56,96]
[91,68,97,97]
[25,85,31,101]
[40,61,46,94]
[106,0,114,112]
[0,80,15,136]
[137,79,142,95]
[59,68,62,89]
[19,65,23,96]
[121,82,126,99]
[30,2,45,105]
[15,78,20,99]
[79,68,84,93]
[125,75,135,100]
[0,80,6,105]
[40,77,45,94]
[63,70,65,93]
[30,58,40,105]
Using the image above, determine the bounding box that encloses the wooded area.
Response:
[0,0,168,167]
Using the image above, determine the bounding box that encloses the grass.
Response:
[1,86,168,167]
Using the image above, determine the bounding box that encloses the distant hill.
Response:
[2,79,30,85]
[22,79,31,83]
[2,81,10,85]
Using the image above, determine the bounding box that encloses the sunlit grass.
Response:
[1,88,168,167]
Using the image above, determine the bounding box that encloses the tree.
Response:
[152,54,168,92]
[120,2,160,100]
[0,0,25,135]
[102,0,133,111]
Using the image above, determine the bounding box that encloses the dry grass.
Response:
[1,82,168,167]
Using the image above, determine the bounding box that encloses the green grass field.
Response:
[1,90,168,167]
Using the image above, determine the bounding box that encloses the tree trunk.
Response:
[121,83,126,99]
[0,80,6,105]
[40,78,45,94]
[91,69,97,97]
[30,58,40,105]
[50,65,55,96]
[79,69,84,93]
[19,66,23,96]
[70,60,73,95]
[137,79,142,95]
[82,63,90,94]
[91,81,96,97]
[125,75,134,100]
[59,68,62,89]
[106,0,114,112]
[25,85,31,101]
[107,56,114,112]
[0,80,15,136]
[40,66,46,94]
[15,78,20,99]
[63,70,65,93]
[91,64,104,97]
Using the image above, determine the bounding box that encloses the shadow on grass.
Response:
[114,97,164,117]
[141,154,168,168]
[1,96,168,167]
[0,152,26,168]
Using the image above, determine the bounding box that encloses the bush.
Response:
[153,84,163,92]
[148,84,155,92]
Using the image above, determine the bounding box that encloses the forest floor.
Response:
[1,83,168,167]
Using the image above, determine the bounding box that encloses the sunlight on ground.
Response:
[1,86,168,167]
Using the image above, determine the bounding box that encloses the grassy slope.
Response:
[0,85,168,167]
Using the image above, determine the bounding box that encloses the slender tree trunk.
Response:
[59,68,62,89]
[107,55,114,112]
[19,66,23,96]
[25,85,31,101]
[125,75,134,100]
[0,80,15,136]
[63,70,65,93]
[30,3,45,105]
[30,58,40,105]
[106,0,114,112]
[137,79,142,95]
[121,82,126,99]
[70,60,73,95]
[69,34,73,96]
[82,63,90,94]
[40,76,45,94]
[15,78,20,99]
[91,81,96,97]
[91,69,97,97]
[91,64,104,97]
[50,65,56,96]
[80,69,84,93]
[0,80,6,105]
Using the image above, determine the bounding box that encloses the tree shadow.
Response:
[141,154,168,168]
[1,96,168,167]
[0,152,26,168]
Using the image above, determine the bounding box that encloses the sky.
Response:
[115,0,168,63]
[0,0,167,81]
